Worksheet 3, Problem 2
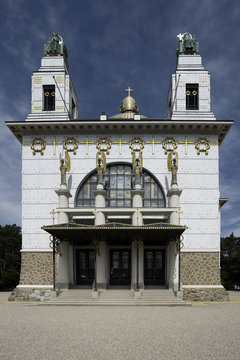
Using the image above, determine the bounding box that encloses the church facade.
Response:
[7,33,233,301]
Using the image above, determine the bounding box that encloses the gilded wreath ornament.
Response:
[129,137,144,152]
[162,137,178,154]
[195,137,210,155]
[96,137,112,154]
[63,137,78,155]
[30,137,46,155]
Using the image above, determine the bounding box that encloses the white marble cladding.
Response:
[171,71,211,112]
[28,56,78,120]
[22,133,220,250]
[168,54,216,120]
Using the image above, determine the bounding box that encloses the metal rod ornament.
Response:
[136,241,139,292]
[178,247,181,292]
[53,236,56,291]
[93,246,97,292]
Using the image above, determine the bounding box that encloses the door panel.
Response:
[110,249,131,285]
[144,250,165,285]
[76,250,94,285]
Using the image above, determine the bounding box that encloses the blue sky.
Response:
[0,0,239,236]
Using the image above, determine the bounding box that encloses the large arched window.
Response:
[76,163,165,208]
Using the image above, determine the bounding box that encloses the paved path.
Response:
[0,292,240,360]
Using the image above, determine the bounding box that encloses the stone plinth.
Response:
[183,287,229,302]
[19,251,54,285]
[181,251,229,301]
[181,252,221,285]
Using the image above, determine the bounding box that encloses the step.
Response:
[44,302,190,306]
[44,289,191,306]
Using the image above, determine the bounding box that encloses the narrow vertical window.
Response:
[186,84,198,110]
[43,85,55,111]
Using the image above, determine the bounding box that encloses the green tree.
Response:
[0,224,21,290]
[221,233,240,290]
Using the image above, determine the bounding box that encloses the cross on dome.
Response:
[125,86,133,97]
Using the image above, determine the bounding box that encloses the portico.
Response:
[43,221,186,292]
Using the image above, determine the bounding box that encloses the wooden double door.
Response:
[144,249,165,285]
[110,249,131,285]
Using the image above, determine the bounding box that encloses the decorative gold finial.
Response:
[125,86,133,97]
[177,209,183,225]
[50,209,58,224]
[135,209,141,226]
[93,209,99,225]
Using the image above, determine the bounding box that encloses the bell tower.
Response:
[26,32,78,121]
[167,32,215,120]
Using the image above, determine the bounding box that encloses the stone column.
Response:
[131,184,144,291]
[93,183,107,290]
[93,183,106,225]
[131,184,144,225]
[55,184,72,289]
[167,183,182,292]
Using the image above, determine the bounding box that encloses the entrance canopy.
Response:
[42,222,186,244]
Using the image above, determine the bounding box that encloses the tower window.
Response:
[43,85,55,111]
[186,84,198,110]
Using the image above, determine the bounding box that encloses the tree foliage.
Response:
[221,233,240,290]
[0,224,21,290]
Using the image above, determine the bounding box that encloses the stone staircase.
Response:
[43,289,191,306]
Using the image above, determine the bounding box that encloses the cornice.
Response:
[6,119,233,145]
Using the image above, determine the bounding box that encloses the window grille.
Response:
[43,85,55,111]
[76,164,165,208]
[186,83,198,110]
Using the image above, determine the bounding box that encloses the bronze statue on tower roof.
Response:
[177,32,199,55]
[44,32,68,59]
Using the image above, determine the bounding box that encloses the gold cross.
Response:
[113,136,128,154]
[93,209,98,225]
[177,209,183,225]
[80,136,95,155]
[125,86,133,96]
[135,208,141,226]
[50,209,58,224]
[47,137,62,155]
[146,136,161,155]
[179,136,193,155]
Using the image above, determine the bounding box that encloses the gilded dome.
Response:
[120,95,138,113]
[109,87,148,120]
